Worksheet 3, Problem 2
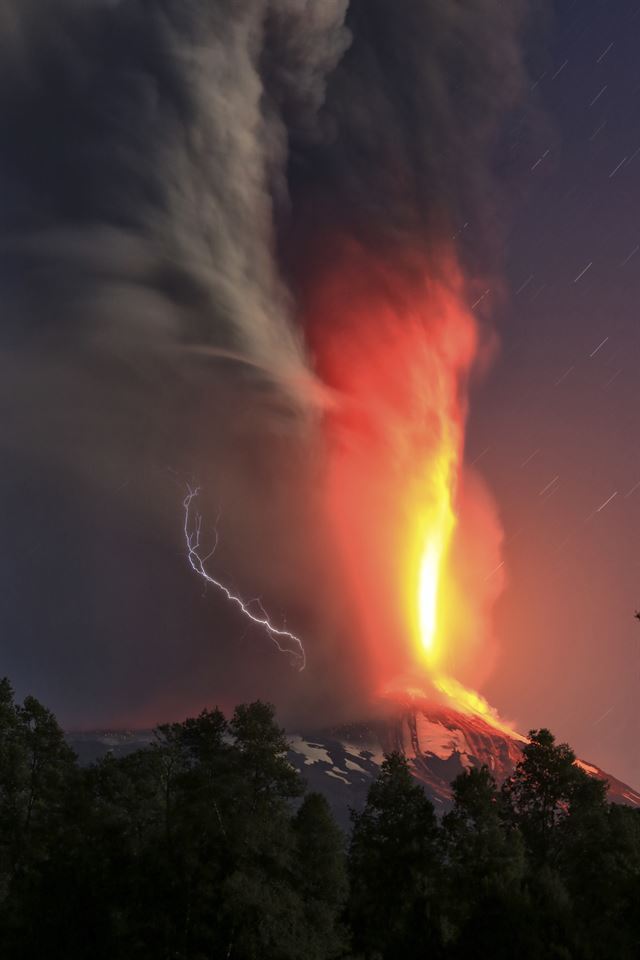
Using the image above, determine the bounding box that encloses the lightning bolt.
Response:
[183,487,306,670]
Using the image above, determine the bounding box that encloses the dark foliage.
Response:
[1,682,639,959]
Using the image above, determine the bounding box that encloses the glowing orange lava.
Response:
[305,238,510,731]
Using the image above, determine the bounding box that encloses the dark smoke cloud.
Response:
[0,0,350,399]
[284,0,538,284]
[0,0,542,728]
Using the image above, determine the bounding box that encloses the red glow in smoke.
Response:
[305,238,507,723]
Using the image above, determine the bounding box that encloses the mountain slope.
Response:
[66,702,640,830]
[287,702,640,827]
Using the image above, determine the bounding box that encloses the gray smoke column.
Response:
[0,0,350,407]
[0,0,543,726]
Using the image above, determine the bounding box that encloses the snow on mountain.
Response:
[288,702,640,827]
[66,702,640,830]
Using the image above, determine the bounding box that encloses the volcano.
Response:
[287,701,640,828]
[66,700,640,831]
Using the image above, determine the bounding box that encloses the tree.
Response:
[498,729,613,959]
[501,729,607,864]
[88,701,308,960]
[557,797,640,960]
[348,752,443,959]
[292,793,348,959]
[0,679,81,958]
[0,683,77,877]
[443,765,526,952]
[218,702,307,960]
[229,701,303,810]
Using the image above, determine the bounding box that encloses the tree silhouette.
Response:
[1,679,639,960]
[348,752,443,959]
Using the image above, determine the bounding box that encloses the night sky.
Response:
[474,0,640,788]
[1,1,639,789]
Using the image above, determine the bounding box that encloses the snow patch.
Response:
[344,758,370,774]
[289,736,332,766]
[327,768,351,784]
[342,741,385,766]
[413,715,475,768]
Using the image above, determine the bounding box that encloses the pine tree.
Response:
[348,752,443,959]
[502,728,606,864]
[293,792,348,959]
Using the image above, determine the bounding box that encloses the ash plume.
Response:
[0,0,544,727]
[0,0,350,405]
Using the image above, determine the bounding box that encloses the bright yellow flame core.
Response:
[410,448,519,738]
[416,452,456,660]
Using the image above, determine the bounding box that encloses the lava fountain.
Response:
[305,239,510,730]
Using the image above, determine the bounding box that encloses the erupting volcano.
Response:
[4,0,640,888]
[305,240,508,730]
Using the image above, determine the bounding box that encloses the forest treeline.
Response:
[0,678,639,959]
